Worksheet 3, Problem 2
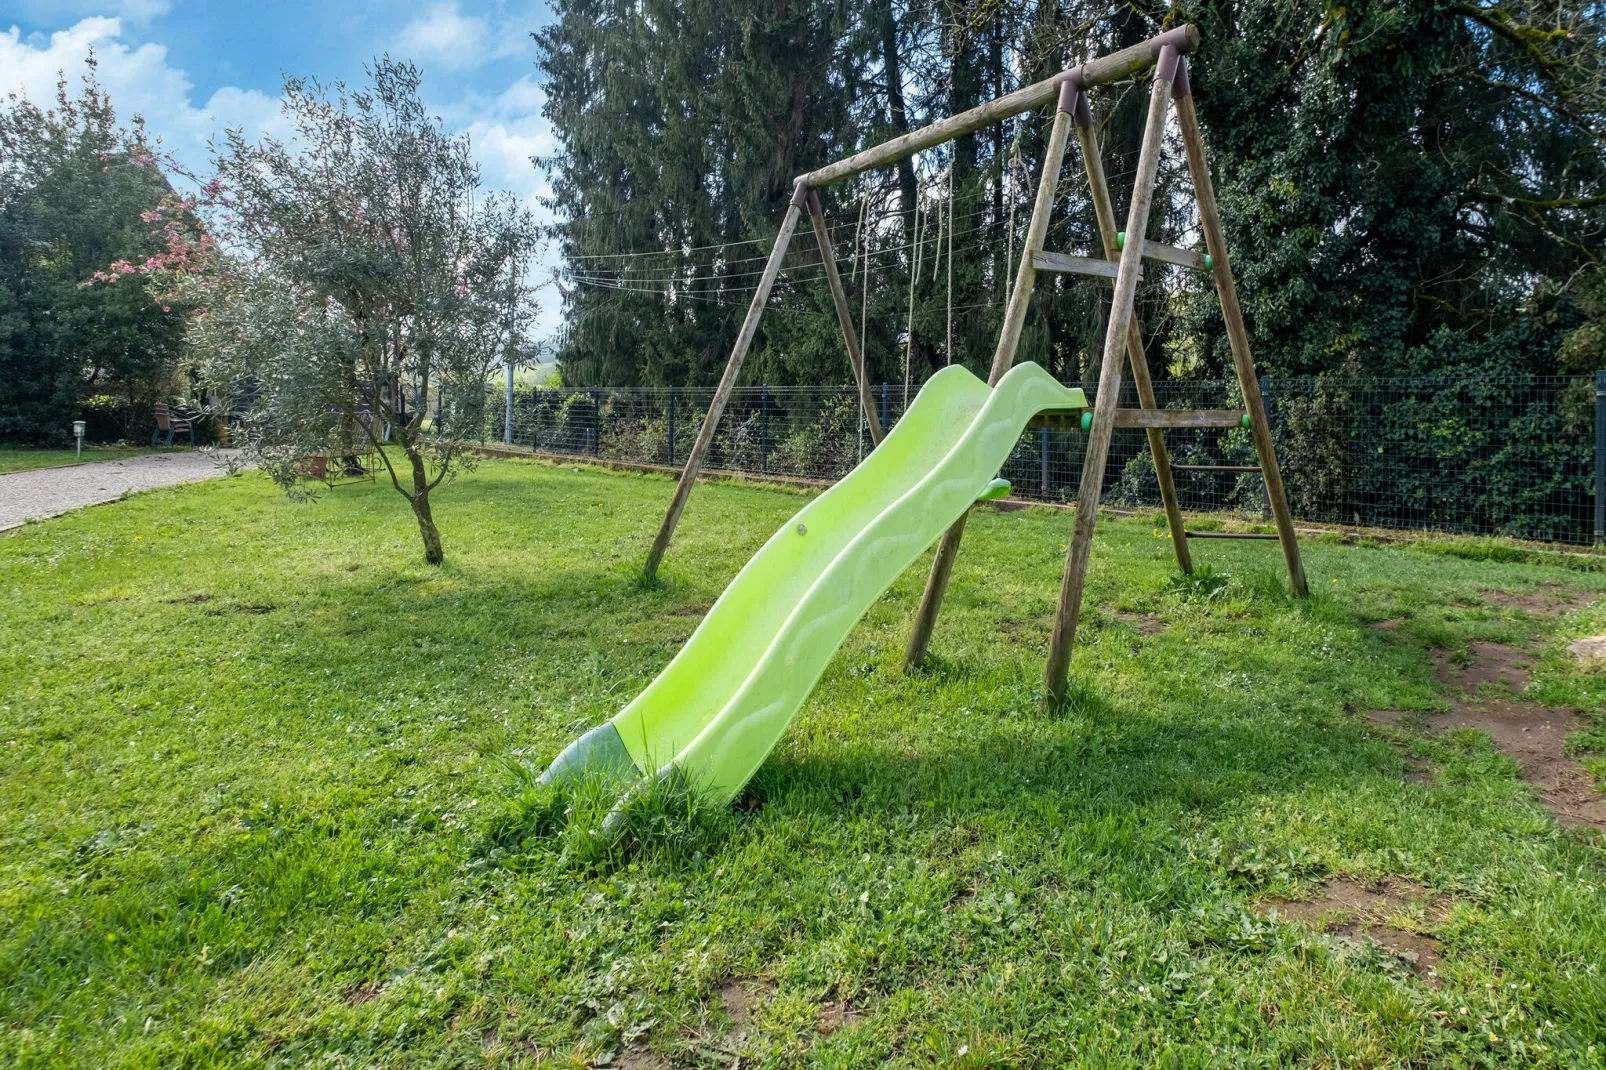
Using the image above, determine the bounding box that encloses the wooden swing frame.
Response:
[641,24,1308,706]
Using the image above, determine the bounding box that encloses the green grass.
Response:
[0,445,167,474]
[2,459,1605,1068]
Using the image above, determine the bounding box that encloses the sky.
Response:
[0,0,563,341]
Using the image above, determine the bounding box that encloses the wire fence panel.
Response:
[488,374,1599,546]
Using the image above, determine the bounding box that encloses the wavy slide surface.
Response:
[541,362,1086,809]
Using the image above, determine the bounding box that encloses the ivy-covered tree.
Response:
[1181,0,1606,377]
[0,61,188,443]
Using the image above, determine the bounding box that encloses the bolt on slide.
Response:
[540,362,1086,823]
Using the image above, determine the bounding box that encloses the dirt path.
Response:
[0,450,240,531]
[1369,630,1606,831]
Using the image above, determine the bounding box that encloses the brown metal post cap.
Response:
[1150,24,1200,57]
[789,178,809,207]
[1172,56,1193,99]
[1155,43,1182,85]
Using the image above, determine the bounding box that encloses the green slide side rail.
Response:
[540,363,1085,811]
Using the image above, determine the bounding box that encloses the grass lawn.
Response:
[2,458,1605,1068]
[0,445,167,474]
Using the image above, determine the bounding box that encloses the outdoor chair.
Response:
[151,402,194,447]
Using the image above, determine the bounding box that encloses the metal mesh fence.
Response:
[487,374,1601,546]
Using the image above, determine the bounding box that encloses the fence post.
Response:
[760,386,769,474]
[1259,374,1273,519]
[880,382,889,434]
[667,386,676,466]
[1040,427,1050,497]
[592,387,601,456]
[504,360,514,445]
[1595,370,1605,545]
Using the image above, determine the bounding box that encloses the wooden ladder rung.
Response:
[1115,409,1245,429]
[1026,411,1086,430]
[1121,235,1209,271]
[1025,409,1249,431]
[1030,250,1141,281]
[1171,464,1259,472]
[1183,530,1280,540]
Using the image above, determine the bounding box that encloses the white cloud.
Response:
[444,76,561,339]
[0,15,561,342]
[392,2,535,73]
[0,18,287,179]
[393,3,492,71]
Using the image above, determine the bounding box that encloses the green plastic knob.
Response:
[1203,253,1213,270]
[1241,413,1251,428]
[1115,231,1125,250]
[1080,411,1093,432]
[975,478,1011,502]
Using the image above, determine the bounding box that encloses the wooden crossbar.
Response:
[1117,409,1244,428]
[1128,237,1208,271]
[1025,409,1246,430]
[1031,251,1120,279]
[1184,530,1281,540]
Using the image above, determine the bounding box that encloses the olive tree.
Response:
[187,59,537,564]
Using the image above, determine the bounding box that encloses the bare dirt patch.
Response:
[1361,710,1438,783]
[1433,641,1532,693]
[669,604,709,618]
[718,978,754,1025]
[1260,878,1449,987]
[1425,703,1606,831]
[1369,618,1404,632]
[1403,755,1436,785]
[1114,611,1165,636]
[344,980,382,1006]
[1482,586,1598,617]
[1365,708,1412,727]
[714,976,774,1039]
[816,1000,866,1035]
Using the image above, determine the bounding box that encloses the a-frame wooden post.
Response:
[643,180,807,582]
[900,76,1081,672]
[1042,52,1308,706]
[1043,46,1182,706]
[806,189,884,446]
[1172,64,1307,596]
[1071,99,1192,576]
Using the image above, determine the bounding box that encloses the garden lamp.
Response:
[72,420,85,459]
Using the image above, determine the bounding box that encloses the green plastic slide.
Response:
[540,362,1086,813]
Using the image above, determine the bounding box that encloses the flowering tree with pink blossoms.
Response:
[0,61,190,442]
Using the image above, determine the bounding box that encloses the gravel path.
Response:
[0,450,242,531]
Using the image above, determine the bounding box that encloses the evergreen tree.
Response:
[536,0,1606,388]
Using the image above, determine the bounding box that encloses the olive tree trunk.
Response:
[407,446,444,565]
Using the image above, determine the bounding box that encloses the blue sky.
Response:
[0,0,562,337]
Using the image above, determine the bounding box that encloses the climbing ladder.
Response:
[900,30,1309,705]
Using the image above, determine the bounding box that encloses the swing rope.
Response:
[945,163,954,365]
[855,190,869,458]
[904,174,923,412]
